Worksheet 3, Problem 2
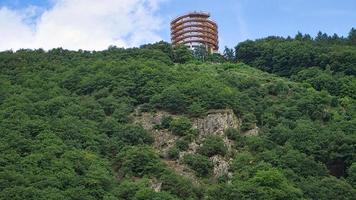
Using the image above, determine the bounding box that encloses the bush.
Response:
[160,170,203,199]
[169,117,192,136]
[241,113,257,131]
[183,154,213,177]
[167,147,180,160]
[347,163,356,186]
[225,128,246,149]
[116,179,178,200]
[117,124,154,145]
[199,136,227,157]
[225,128,240,140]
[115,146,163,177]
[187,102,206,117]
[134,188,178,200]
[183,129,199,140]
[161,115,173,129]
[176,139,189,151]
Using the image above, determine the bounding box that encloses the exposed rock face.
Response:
[150,179,162,192]
[191,109,240,178]
[211,155,230,178]
[153,129,179,156]
[244,126,259,136]
[133,110,170,130]
[132,108,242,179]
[193,109,240,137]
[192,109,240,154]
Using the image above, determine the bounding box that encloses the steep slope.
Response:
[0,47,355,199]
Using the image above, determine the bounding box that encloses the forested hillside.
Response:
[233,28,356,99]
[0,31,355,199]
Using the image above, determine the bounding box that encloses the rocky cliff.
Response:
[133,108,242,179]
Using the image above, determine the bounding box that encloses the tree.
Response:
[193,45,209,62]
[160,171,203,199]
[238,169,303,200]
[348,27,356,45]
[115,146,163,177]
[173,44,193,63]
[223,46,235,62]
[346,163,356,185]
[300,176,356,200]
[169,117,192,136]
[198,136,227,157]
[183,154,213,177]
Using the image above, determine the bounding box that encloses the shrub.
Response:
[116,179,178,200]
[117,124,154,145]
[176,139,189,151]
[160,170,203,199]
[187,102,206,117]
[134,188,178,200]
[183,129,199,140]
[169,117,192,136]
[225,128,240,140]
[225,128,246,149]
[115,146,163,177]
[199,136,227,157]
[161,115,173,129]
[241,113,257,131]
[167,147,180,160]
[183,154,213,177]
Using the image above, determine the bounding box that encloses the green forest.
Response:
[0,29,355,200]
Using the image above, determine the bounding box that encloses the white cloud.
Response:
[0,0,166,51]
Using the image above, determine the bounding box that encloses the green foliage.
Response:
[187,101,206,117]
[223,46,235,62]
[176,139,189,151]
[209,167,304,200]
[167,147,180,160]
[198,136,227,157]
[347,163,356,186]
[234,30,356,98]
[292,67,356,98]
[349,27,356,45]
[115,124,154,146]
[116,179,178,200]
[0,38,355,199]
[173,44,193,64]
[299,176,356,200]
[225,128,247,148]
[241,113,257,131]
[115,146,163,177]
[169,117,192,136]
[225,128,240,140]
[183,154,213,177]
[133,188,178,200]
[160,115,173,129]
[235,168,304,200]
[160,170,203,200]
[193,45,209,62]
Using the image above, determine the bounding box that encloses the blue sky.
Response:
[0,0,355,51]
[157,0,356,48]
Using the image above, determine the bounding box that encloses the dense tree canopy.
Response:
[0,31,355,199]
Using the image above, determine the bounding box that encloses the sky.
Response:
[0,0,355,51]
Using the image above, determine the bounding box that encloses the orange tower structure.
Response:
[171,12,219,52]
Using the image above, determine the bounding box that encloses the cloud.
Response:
[0,0,166,51]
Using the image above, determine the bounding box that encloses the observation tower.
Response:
[170,12,219,52]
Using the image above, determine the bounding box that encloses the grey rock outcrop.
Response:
[211,155,230,178]
[193,109,240,137]
[133,108,242,179]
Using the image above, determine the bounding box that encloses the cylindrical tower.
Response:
[171,12,219,52]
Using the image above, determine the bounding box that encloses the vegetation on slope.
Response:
[0,33,355,199]
[230,28,356,99]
